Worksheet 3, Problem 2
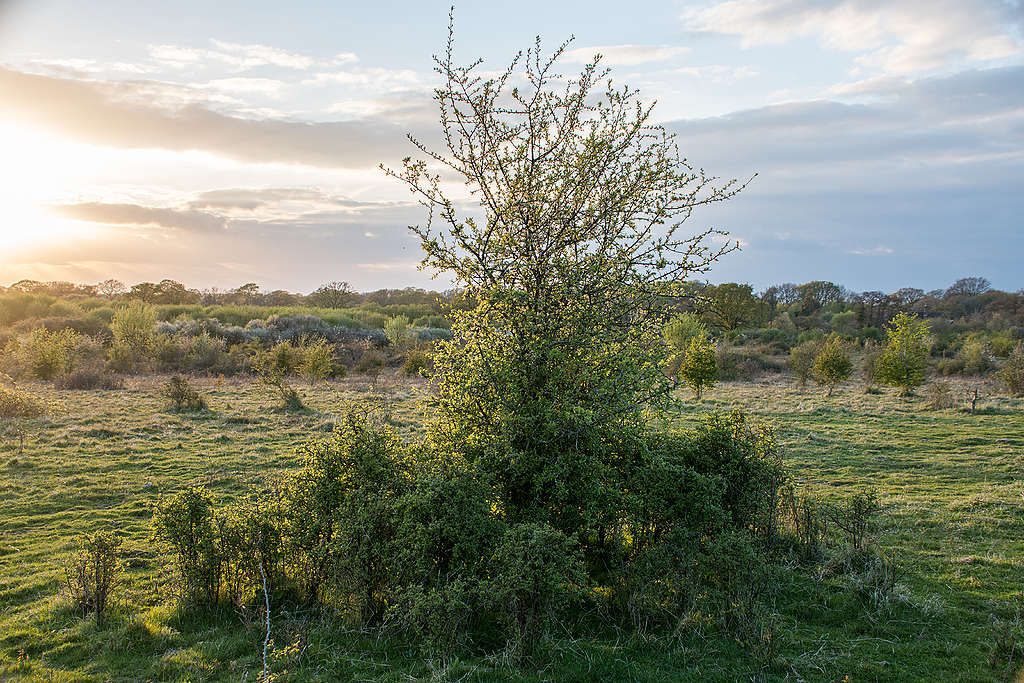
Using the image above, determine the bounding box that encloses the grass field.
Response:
[1,374,1022,681]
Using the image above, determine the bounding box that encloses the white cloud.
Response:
[563,44,690,66]
[848,246,895,255]
[303,67,422,89]
[148,40,318,72]
[684,0,1023,75]
[202,77,287,98]
[210,40,315,70]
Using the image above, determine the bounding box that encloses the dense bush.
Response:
[152,486,223,606]
[998,343,1024,396]
[5,328,80,379]
[401,349,432,376]
[924,380,956,409]
[161,376,208,412]
[489,523,588,656]
[108,302,157,373]
[0,385,46,418]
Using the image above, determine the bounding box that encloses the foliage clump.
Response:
[999,343,1024,396]
[161,376,208,412]
[788,340,820,388]
[0,385,47,419]
[680,335,718,399]
[813,334,852,396]
[876,313,931,395]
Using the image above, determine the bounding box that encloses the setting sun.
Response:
[0,123,96,251]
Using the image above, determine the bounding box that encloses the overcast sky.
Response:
[0,0,1021,294]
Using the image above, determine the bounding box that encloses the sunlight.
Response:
[0,122,94,251]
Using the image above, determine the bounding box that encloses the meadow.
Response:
[1,373,1021,681]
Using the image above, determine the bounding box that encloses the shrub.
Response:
[401,349,432,377]
[185,332,229,373]
[924,380,955,409]
[829,490,879,550]
[151,486,223,606]
[297,337,336,384]
[109,302,157,372]
[0,386,46,418]
[15,328,80,379]
[54,369,124,390]
[788,340,820,388]
[219,496,284,605]
[999,343,1024,396]
[861,340,882,391]
[62,531,122,626]
[958,338,991,375]
[813,334,853,396]
[255,343,306,411]
[161,376,208,412]
[680,336,717,398]
[356,349,386,378]
[488,523,588,657]
[280,410,405,615]
[384,315,413,350]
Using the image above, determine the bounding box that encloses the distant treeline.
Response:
[0,278,460,311]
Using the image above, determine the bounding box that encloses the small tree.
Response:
[788,340,820,388]
[298,337,336,385]
[813,334,852,397]
[383,315,413,351]
[680,336,717,399]
[875,313,930,396]
[386,20,745,531]
[95,279,126,299]
[999,343,1024,396]
[108,301,157,372]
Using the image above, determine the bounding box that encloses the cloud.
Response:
[0,68,421,169]
[201,78,287,97]
[149,40,317,71]
[302,67,422,89]
[563,44,691,66]
[684,0,1023,75]
[51,202,227,232]
[848,246,895,255]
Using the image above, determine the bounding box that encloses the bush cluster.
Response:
[151,408,789,657]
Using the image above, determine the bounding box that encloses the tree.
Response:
[663,313,707,357]
[229,282,261,305]
[95,279,126,299]
[387,23,745,530]
[680,336,717,399]
[812,334,852,397]
[308,281,353,309]
[788,340,820,388]
[875,313,930,396]
[999,343,1024,396]
[944,277,991,299]
[703,282,761,330]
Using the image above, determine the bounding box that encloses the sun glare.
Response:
[0,122,94,251]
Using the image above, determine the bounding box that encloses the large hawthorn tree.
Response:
[388,19,748,529]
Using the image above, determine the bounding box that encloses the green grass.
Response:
[1,374,1022,681]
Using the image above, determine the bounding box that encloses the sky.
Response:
[0,0,1021,294]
